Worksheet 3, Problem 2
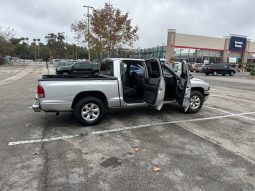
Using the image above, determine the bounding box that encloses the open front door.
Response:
[176,61,191,112]
[144,59,165,110]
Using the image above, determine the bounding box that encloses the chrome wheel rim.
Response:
[81,103,100,121]
[190,95,201,110]
[213,71,217,76]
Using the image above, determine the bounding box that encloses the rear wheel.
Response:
[73,97,105,125]
[213,71,217,76]
[229,71,235,76]
[187,90,203,113]
[205,73,209,76]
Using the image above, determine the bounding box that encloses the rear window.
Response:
[100,60,114,76]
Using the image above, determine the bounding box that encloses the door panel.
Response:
[176,61,191,111]
[144,78,160,104]
[144,59,165,110]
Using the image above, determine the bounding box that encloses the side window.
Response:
[100,60,114,76]
[146,61,160,78]
[73,62,81,68]
[213,64,219,69]
[162,66,173,77]
[216,64,224,69]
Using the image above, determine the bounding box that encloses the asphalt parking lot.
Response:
[0,63,255,191]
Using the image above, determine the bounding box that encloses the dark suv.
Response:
[56,61,100,75]
[202,63,236,76]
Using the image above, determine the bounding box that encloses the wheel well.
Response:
[191,87,204,96]
[72,91,108,109]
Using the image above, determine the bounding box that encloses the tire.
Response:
[73,97,105,125]
[205,73,209,76]
[187,90,203,114]
[222,74,225,76]
[229,71,235,76]
[63,71,69,75]
[213,71,217,76]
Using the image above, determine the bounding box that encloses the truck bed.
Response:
[40,74,117,81]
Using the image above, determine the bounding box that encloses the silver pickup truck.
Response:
[33,58,210,125]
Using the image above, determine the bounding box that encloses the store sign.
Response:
[229,36,247,52]
[229,57,237,63]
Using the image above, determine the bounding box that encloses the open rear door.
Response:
[176,61,191,112]
[144,59,165,110]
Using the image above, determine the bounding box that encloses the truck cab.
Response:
[111,58,191,111]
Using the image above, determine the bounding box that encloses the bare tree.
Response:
[71,3,138,58]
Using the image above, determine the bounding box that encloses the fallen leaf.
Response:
[152,166,161,172]
[133,147,141,152]
[25,124,32,127]
[32,149,40,155]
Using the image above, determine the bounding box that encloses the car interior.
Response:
[161,65,178,101]
[121,60,145,103]
[121,60,179,104]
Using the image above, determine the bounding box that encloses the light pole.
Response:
[83,5,94,61]
[33,39,37,59]
[37,39,40,59]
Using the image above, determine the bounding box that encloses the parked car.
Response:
[193,63,202,73]
[56,60,93,75]
[33,58,210,125]
[202,63,236,76]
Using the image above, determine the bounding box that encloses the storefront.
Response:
[166,29,255,64]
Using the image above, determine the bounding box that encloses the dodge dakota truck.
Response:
[32,58,210,125]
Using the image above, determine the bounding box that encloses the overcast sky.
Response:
[1,0,255,48]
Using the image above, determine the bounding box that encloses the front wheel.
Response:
[213,71,217,76]
[229,71,235,76]
[187,91,203,113]
[73,97,105,125]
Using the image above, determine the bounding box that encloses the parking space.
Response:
[0,64,255,191]
[0,66,25,81]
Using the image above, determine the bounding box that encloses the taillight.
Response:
[37,85,45,98]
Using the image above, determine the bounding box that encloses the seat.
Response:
[131,72,145,95]
[121,65,136,97]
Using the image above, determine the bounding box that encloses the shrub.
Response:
[250,68,255,76]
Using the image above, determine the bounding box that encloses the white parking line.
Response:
[204,105,255,121]
[8,111,255,146]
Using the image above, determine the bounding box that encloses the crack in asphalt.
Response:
[38,112,50,191]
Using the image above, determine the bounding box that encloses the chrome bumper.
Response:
[32,98,41,112]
